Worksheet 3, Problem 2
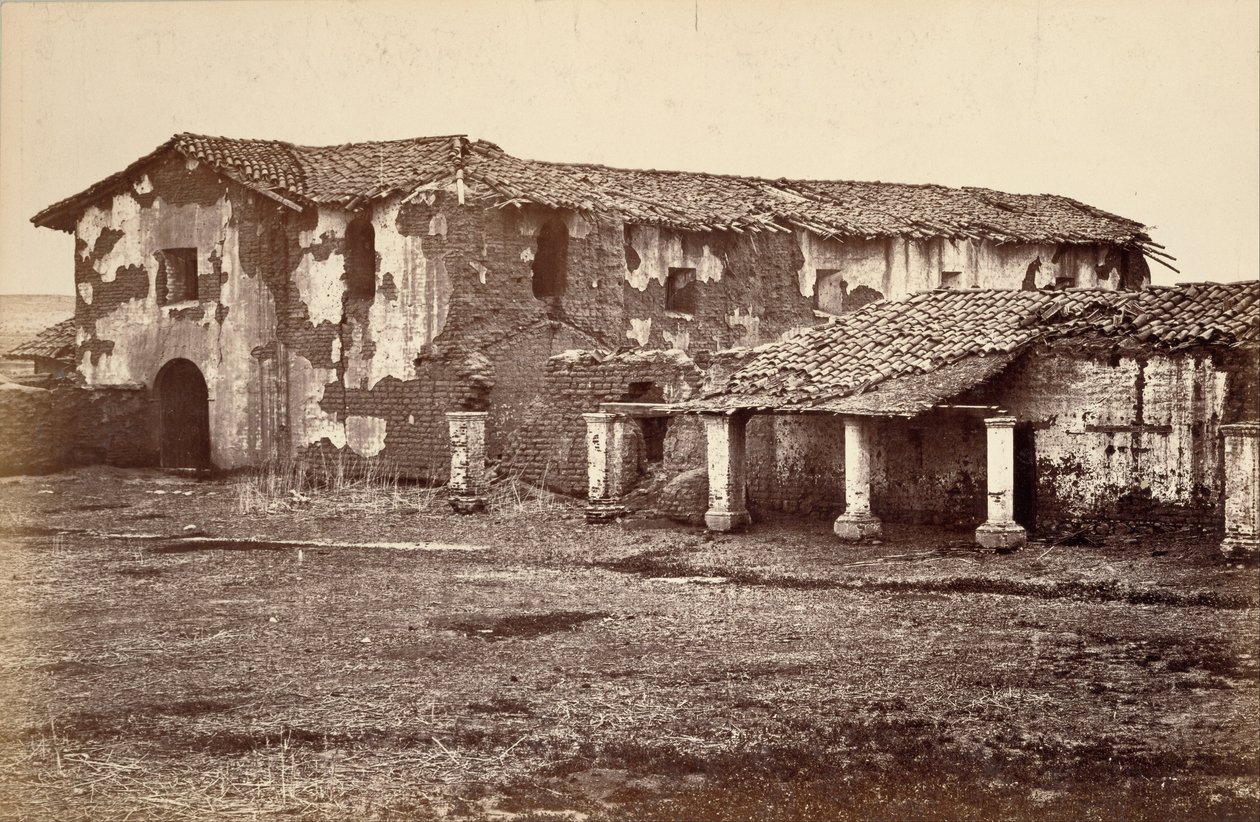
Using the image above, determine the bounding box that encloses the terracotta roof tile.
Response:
[32,134,1153,251]
[5,318,76,362]
[695,281,1259,415]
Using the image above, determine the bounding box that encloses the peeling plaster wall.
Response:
[653,347,1249,531]
[303,192,631,477]
[622,225,812,351]
[66,155,1152,484]
[872,347,1245,531]
[795,234,1128,308]
[618,227,1141,358]
[71,154,279,469]
[988,349,1233,527]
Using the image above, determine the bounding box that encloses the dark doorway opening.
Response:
[532,217,569,298]
[1013,422,1037,532]
[638,418,668,463]
[621,381,667,464]
[154,358,211,470]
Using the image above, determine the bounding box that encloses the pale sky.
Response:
[1,0,1257,295]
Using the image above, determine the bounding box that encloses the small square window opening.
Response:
[939,271,962,290]
[666,267,697,313]
[157,248,198,305]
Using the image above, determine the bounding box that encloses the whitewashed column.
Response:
[1221,422,1259,557]
[704,413,751,532]
[584,412,628,522]
[834,415,882,541]
[975,416,1027,550]
[447,411,488,514]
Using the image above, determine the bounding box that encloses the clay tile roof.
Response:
[32,134,1155,254]
[5,318,76,362]
[31,133,469,229]
[462,144,1152,246]
[694,281,1260,415]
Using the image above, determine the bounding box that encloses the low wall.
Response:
[0,382,153,476]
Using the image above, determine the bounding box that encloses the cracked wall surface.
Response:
[65,147,1156,486]
[709,346,1251,532]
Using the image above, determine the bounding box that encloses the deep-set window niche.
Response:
[156,248,198,305]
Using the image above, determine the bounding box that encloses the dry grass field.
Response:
[0,466,1256,821]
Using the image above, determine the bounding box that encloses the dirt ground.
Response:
[0,466,1256,821]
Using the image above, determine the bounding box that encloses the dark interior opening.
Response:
[621,381,664,403]
[154,358,211,470]
[666,267,698,313]
[345,217,377,300]
[1013,422,1037,532]
[532,218,569,298]
[639,418,668,463]
[156,248,199,305]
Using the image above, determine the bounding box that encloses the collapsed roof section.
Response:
[32,133,1160,258]
[692,281,1260,417]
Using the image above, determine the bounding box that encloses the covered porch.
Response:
[580,347,1032,549]
[688,408,1027,550]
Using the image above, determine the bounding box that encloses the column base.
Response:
[705,508,751,532]
[449,495,487,515]
[976,521,1027,551]
[585,501,627,523]
[833,513,882,542]
[1220,535,1259,558]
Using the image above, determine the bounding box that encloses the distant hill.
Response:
[0,295,75,374]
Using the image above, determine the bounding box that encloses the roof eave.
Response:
[30,136,314,233]
[31,137,183,232]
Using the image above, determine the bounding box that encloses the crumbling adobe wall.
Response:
[973,346,1238,530]
[62,151,1154,485]
[506,349,704,495]
[744,414,846,518]
[288,191,635,476]
[872,414,988,527]
[65,385,156,467]
[69,152,289,469]
[0,383,153,476]
[796,235,1143,305]
[622,225,814,351]
[864,347,1240,532]
[0,384,76,474]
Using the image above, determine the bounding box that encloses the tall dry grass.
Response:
[233,453,440,516]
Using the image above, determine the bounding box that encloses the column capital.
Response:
[446,411,489,420]
[984,416,1019,429]
[1221,421,1260,438]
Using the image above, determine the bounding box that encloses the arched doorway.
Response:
[154,359,211,469]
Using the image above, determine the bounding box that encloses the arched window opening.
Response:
[532,218,568,298]
[345,217,377,300]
